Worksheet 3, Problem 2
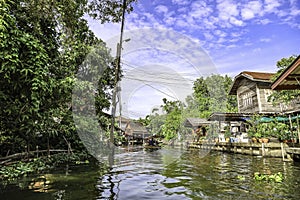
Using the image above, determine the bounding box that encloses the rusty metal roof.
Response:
[125,121,148,133]
[241,71,274,80]
[229,71,275,95]
[271,55,300,90]
[184,118,212,127]
[207,112,254,121]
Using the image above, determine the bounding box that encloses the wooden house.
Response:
[115,116,130,133]
[184,118,211,130]
[208,112,252,142]
[125,121,150,140]
[229,71,281,113]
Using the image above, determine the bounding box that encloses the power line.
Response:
[123,77,179,100]
[122,61,201,77]
[122,62,199,80]
[123,76,193,88]
[121,61,198,82]
[123,71,195,83]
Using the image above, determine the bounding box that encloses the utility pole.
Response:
[110,0,127,153]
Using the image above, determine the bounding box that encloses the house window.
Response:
[264,89,273,102]
[241,92,253,107]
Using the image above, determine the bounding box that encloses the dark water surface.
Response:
[1,146,300,200]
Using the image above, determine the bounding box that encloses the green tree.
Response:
[0,0,135,155]
[272,55,298,80]
[186,74,237,119]
[224,75,238,112]
[268,55,300,104]
[148,108,166,136]
[137,115,151,127]
[192,77,211,118]
[160,98,183,140]
[88,0,137,23]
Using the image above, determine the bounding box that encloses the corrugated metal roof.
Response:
[125,121,148,134]
[207,112,254,121]
[241,71,274,80]
[184,118,211,127]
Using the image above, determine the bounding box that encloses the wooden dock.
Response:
[188,141,294,160]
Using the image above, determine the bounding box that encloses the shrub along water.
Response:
[0,152,91,182]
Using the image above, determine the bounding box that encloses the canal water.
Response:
[1,146,300,200]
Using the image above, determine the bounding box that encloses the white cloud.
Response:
[164,16,176,26]
[226,44,238,49]
[203,32,214,40]
[203,16,218,29]
[214,30,227,38]
[176,19,189,27]
[155,5,168,14]
[190,1,213,19]
[258,18,271,24]
[289,0,300,17]
[230,17,244,26]
[171,0,190,6]
[264,0,281,13]
[217,0,240,21]
[260,38,271,42]
[241,0,263,20]
[241,8,255,20]
[216,0,246,27]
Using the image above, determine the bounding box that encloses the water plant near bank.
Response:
[254,172,284,183]
[0,152,91,182]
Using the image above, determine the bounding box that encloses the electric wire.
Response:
[121,61,199,82]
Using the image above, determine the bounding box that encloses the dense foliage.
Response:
[160,98,183,140]
[185,74,237,118]
[0,0,136,156]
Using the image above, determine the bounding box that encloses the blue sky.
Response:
[88,0,300,118]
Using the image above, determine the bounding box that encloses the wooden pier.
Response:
[188,141,296,160]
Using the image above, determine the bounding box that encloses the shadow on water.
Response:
[1,146,300,199]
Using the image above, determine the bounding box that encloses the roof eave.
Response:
[271,55,300,90]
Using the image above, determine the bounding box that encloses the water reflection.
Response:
[1,147,300,200]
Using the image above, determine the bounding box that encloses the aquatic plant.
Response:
[0,153,91,182]
[253,172,284,183]
[237,175,245,181]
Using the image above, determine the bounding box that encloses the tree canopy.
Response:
[186,74,237,118]
[0,0,136,156]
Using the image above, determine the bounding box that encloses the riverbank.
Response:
[188,140,300,161]
[0,152,92,182]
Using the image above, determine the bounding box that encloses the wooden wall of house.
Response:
[256,82,281,113]
[234,75,300,115]
[236,79,259,113]
[125,123,133,136]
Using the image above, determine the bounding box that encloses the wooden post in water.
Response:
[281,142,285,161]
[297,114,300,143]
[261,143,265,157]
